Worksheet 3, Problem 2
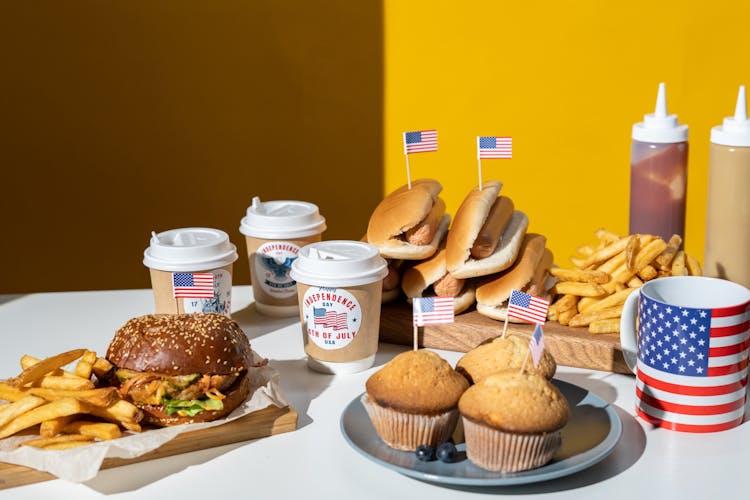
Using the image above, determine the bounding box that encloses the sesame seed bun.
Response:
[106,313,255,426]
[107,313,253,375]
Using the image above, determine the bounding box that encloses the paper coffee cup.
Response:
[290,241,388,374]
[240,197,326,317]
[143,228,238,316]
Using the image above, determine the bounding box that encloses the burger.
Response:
[105,313,263,426]
[475,233,554,321]
[446,181,528,279]
[366,178,450,260]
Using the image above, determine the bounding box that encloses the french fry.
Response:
[577,296,598,313]
[686,253,702,276]
[594,228,621,246]
[633,238,668,272]
[589,318,621,334]
[557,305,577,326]
[92,357,114,380]
[0,398,85,439]
[655,234,683,270]
[637,265,658,281]
[569,306,624,328]
[587,287,637,313]
[625,235,638,271]
[626,276,643,288]
[0,382,25,403]
[553,281,606,297]
[0,395,46,428]
[549,267,609,284]
[596,251,627,275]
[41,440,94,450]
[75,351,97,379]
[9,349,86,387]
[27,387,118,407]
[83,400,143,432]
[36,376,95,391]
[20,433,94,449]
[582,235,633,268]
[40,415,78,438]
[21,355,77,378]
[569,255,587,268]
[671,250,687,276]
[575,244,595,257]
[62,420,122,441]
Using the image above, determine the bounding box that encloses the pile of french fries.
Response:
[0,348,142,451]
[547,229,702,334]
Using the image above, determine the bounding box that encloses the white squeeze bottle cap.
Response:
[632,82,689,143]
[711,85,750,147]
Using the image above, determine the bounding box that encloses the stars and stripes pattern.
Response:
[172,272,215,299]
[506,289,549,325]
[413,296,454,326]
[635,295,750,432]
[477,136,512,159]
[313,307,348,330]
[403,129,438,154]
[529,323,545,369]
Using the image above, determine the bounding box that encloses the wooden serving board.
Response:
[379,302,631,374]
[0,404,297,490]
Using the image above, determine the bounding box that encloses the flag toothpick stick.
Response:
[405,153,412,190]
[519,349,531,374]
[403,130,438,190]
[413,323,418,351]
[501,316,509,339]
[476,137,483,190]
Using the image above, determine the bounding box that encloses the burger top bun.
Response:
[475,233,548,307]
[446,181,528,279]
[367,179,449,260]
[106,313,253,376]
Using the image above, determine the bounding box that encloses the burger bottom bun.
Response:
[140,372,251,427]
[376,214,450,260]
[448,211,529,279]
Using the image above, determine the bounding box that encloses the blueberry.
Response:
[436,441,457,463]
[415,444,435,461]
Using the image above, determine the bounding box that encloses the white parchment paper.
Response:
[0,351,288,483]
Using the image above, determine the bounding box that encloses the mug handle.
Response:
[619,290,640,373]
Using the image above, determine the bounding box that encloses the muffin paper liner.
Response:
[462,417,561,472]
[361,394,458,451]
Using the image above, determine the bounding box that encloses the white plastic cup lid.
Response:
[239,196,326,239]
[143,227,238,272]
[290,241,388,288]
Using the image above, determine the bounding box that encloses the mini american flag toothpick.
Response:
[403,130,438,154]
[402,129,438,190]
[477,136,512,159]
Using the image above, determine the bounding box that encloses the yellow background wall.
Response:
[385,1,750,265]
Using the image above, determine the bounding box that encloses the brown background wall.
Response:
[0,1,383,293]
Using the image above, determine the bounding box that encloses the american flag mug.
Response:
[620,276,750,433]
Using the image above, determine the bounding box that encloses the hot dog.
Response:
[367,179,450,260]
[446,181,528,279]
[401,248,475,314]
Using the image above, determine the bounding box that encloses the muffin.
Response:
[459,370,569,472]
[456,334,555,384]
[363,349,470,450]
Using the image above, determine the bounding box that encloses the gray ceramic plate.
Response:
[340,379,622,486]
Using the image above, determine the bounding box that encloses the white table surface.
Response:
[0,287,748,500]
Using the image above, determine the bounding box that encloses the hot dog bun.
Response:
[446,182,528,279]
[367,179,449,260]
[401,248,475,314]
[475,234,553,321]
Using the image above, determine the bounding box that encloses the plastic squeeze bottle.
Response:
[629,82,689,243]
[704,85,750,288]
